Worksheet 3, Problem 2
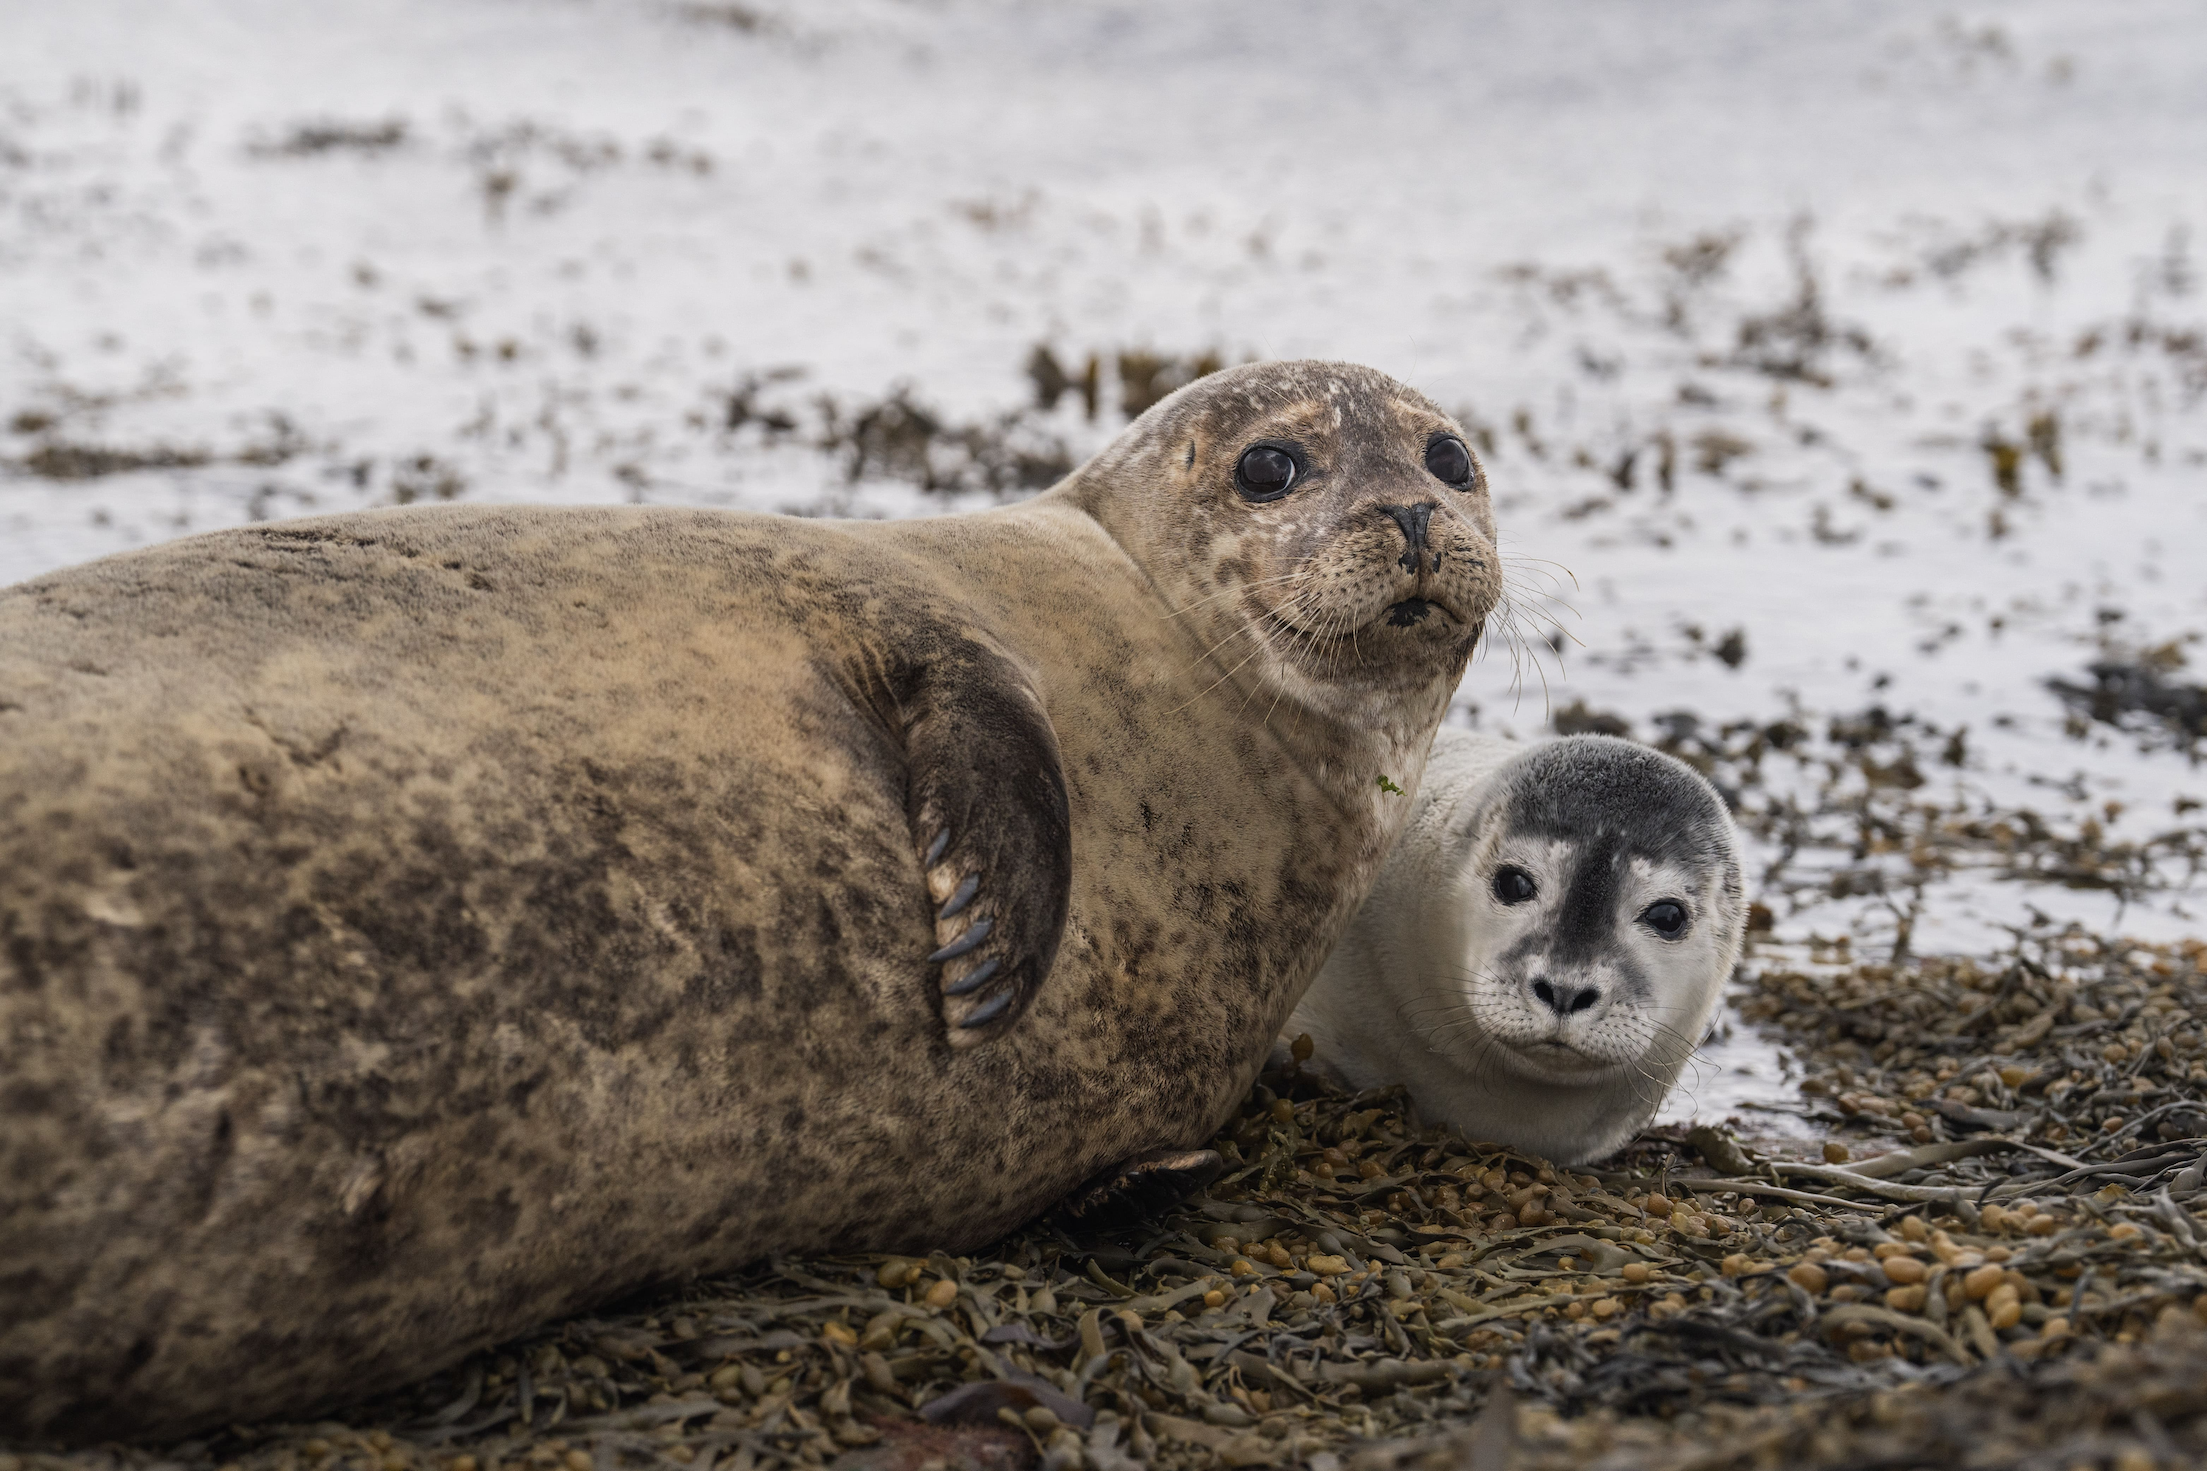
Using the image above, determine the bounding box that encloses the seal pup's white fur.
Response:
[1288,726,1745,1164]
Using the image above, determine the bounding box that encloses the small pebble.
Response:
[1883,1255,1927,1285]
[1787,1262,1829,1294]
[1822,1141,1851,1164]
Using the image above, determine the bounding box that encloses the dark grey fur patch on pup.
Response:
[1501,735,1735,871]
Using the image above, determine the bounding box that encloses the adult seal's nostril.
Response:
[1531,978,1600,1018]
[1381,503,1438,574]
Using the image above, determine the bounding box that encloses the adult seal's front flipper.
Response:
[885,633,1072,1042]
[1052,1149,1225,1233]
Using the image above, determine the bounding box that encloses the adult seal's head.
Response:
[1288,727,1746,1164]
[1071,361,1499,721]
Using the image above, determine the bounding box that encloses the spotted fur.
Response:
[0,362,1499,1442]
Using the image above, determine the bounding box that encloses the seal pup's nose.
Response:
[1381,502,1438,574]
[1532,977,1601,1017]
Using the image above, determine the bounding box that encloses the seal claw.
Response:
[895,628,1069,1045]
[927,916,993,963]
[938,873,980,920]
[943,956,1001,997]
[957,987,1015,1028]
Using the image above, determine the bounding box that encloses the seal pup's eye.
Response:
[1234,444,1299,501]
[1641,900,1688,937]
[1424,435,1474,487]
[1492,866,1537,905]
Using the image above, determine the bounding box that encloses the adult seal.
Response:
[0,361,1502,1442]
[1287,728,1744,1164]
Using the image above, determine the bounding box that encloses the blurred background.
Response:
[4,1,2204,1119]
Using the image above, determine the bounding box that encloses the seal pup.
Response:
[0,361,1501,1442]
[1286,727,1744,1164]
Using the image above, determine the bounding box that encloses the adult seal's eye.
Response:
[1641,900,1688,937]
[1234,444,1298,501]
[1425,435,1473,486]
[1492,866,1536,905]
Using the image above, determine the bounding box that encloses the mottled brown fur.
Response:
[0,362,1500,1442]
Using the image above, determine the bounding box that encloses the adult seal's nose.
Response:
[1382,503,1438,574]
[1532,978,1601,1017]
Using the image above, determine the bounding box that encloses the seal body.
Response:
[1287,728,1744,1164]
[0,362,1502,1442]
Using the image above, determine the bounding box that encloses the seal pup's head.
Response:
[1289,729,1745,1164]
[1458,737,1743,1093]
[1067,360,1502,726]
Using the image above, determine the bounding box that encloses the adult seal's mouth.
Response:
[1267,594,1464,642]
[1382,596,1450,628]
